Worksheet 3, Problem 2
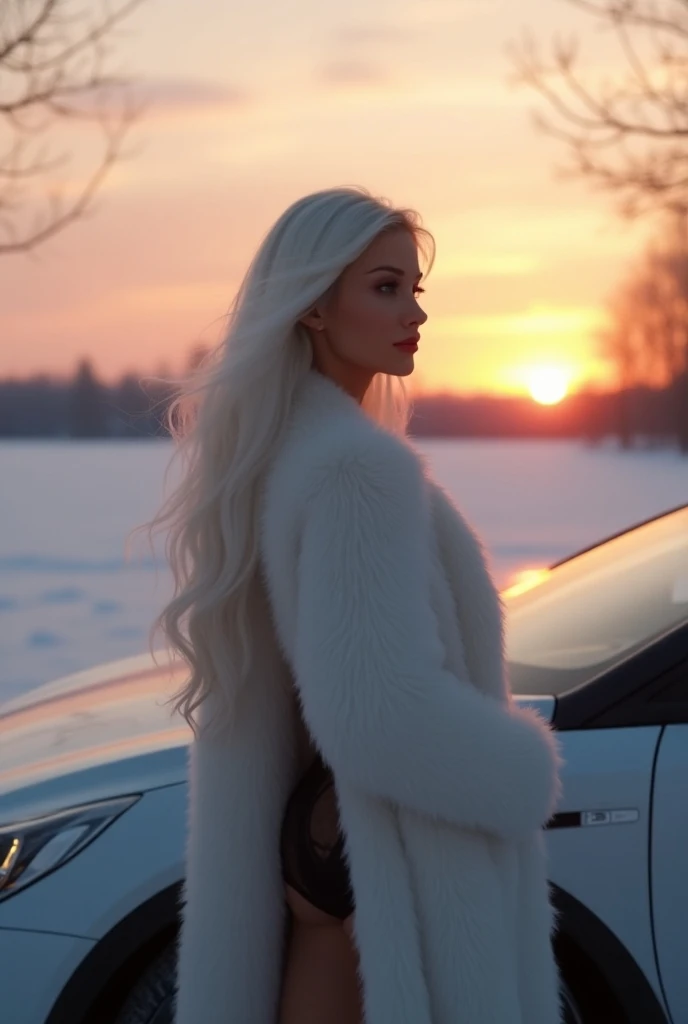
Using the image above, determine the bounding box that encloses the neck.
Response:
[311,356,373,405]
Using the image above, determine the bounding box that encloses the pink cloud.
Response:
[61,75,251,121]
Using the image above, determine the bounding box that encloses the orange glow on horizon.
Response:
[0,0,656,389]
[417,305,612,398]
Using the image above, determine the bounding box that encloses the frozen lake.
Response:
[2,438,687,704]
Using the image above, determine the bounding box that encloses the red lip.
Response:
[394,335,420,349]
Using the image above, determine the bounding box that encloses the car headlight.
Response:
[0,794,140,901]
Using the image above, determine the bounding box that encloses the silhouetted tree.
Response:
[0,373,67,435]
[68,358,108,437]
[597,220,688,447]
[110,372,155,436]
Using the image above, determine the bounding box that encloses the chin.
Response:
[376,363,415,378]
[391,357,416,377]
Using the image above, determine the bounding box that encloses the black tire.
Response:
[562,976,591,1024]
[113,942,176,1024]
[112,940,591,1024]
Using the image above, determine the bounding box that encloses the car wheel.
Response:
[562,976,587,1024]
[113,942,175,1024]
[114,942,590,1024]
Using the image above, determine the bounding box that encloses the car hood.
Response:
[0,653,192,821]
[0,653,555,823]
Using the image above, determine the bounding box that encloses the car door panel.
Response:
[546,725,665,1006]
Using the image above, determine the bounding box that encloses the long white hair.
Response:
[134,185,435,738]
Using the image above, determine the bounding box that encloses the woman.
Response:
[149,186,564,1024]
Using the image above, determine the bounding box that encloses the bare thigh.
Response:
[280,885,362,1024]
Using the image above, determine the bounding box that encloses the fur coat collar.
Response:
[173,369,564,1024]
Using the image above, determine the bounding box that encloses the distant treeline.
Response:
[411,380,686,447]
[1,358,686,450]
[0,360,175,439]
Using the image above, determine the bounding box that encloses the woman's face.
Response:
[303,226,428,400]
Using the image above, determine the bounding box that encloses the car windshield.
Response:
[503,506,688,695]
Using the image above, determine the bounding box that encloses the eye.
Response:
[377,281,425,295]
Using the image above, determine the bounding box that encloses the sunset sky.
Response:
[0,0,655,397]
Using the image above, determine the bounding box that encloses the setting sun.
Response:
[526,366,570,405]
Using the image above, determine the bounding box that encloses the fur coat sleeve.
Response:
[294,433,562,842]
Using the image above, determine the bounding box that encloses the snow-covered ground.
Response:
[2,438,687,704]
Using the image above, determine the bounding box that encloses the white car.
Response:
[1,503,687,1024]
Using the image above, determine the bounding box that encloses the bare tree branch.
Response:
[568,0,688,40]
[0,0,147,255]
[508,0,688,216]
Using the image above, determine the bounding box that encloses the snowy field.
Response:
[2,437,687,705]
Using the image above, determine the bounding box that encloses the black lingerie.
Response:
[280,752,355,921]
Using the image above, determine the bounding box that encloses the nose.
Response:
[411,298,428,327]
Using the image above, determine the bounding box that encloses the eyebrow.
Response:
[365,265,423,279]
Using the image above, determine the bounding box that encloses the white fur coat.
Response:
[173,369,565,1024]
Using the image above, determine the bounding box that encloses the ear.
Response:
[299,308,325,332]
